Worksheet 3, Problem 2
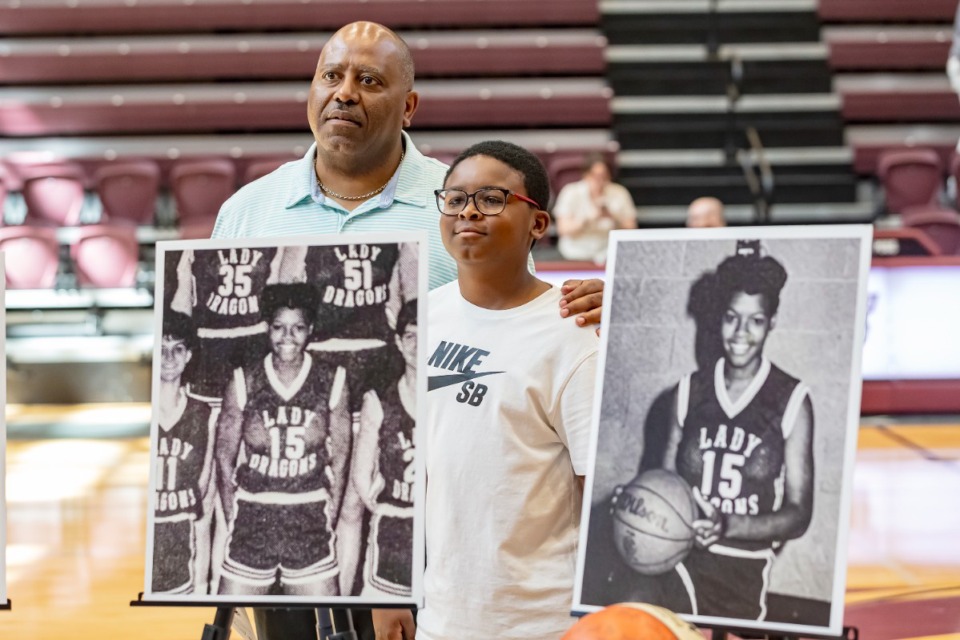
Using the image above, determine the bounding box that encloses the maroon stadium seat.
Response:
[169,159,236,228]
[178,218,217,240]
[243,158,291,185]
[20,163,87,226]
[0,226,60,288]
[872,227,943,257]
[547,151,619,197]
[95,160,161,226]
[0,171,8,222]
[902,208,960,255]
[878,149,943,215]
[952,153,960,211]
[548,155,589,197]
[71,224,139,287]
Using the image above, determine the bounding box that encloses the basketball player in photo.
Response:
[214,283,352,596]
[151,311,218,595]
[169,247,285,405]
[343,298,417,598]
[280,241,417,595]
[657,241,815,620]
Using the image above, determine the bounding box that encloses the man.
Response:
[211,21,604,640]
[686,196,726,228]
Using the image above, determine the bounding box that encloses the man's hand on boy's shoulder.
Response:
[372,608,416,640]
[559,279,605,331]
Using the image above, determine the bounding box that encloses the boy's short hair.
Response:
[162,311,198,351]
[444,140,550,213]
[396,298,418,335]
[260,283,319,325]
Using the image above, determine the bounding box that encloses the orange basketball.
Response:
[563,604,702,640]
[611,468,698,575]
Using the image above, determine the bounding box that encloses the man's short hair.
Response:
[445,140,550,213]
[162,311,198,351]
[260,283,319,325]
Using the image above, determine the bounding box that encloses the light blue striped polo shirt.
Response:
[212,131,458,291]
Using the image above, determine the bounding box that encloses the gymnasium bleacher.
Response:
[0,0,615,402]
[2,0,960,402]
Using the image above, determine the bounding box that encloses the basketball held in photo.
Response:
[612,468,698,575]
[562,603,702,640]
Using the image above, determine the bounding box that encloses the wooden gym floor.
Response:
[1,404,958,640]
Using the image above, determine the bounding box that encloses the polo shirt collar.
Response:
[285,131,429,209]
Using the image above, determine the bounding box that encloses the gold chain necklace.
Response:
[316,149,404,201]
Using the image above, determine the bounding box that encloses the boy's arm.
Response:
[553,352,599,479]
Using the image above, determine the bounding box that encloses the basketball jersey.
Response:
[192,247,277,335]
[676,358,809,552]
[304,244,398,342]
[154,392,212,520]
[374,383,416,512]
[234,353,342,495]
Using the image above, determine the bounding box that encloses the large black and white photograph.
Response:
[574,226,871,637]
[143,233,427,606]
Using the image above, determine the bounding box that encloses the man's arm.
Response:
[559,279,604,327]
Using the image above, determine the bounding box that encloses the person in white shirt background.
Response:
[553,152,638,264]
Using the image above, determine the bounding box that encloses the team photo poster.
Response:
[574,226,872,637]
[143,233,428,606]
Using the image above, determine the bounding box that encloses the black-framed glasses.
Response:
[434,188,541,217]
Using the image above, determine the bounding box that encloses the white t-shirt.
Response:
[553,179,638,263]
[417,282,598,640]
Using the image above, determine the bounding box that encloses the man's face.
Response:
[308,24,418,165]
[686,198,726,228]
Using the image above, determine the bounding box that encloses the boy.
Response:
[375,141,598,640]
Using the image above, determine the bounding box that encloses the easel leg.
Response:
[326,608,358,640]
[200,607,234,640]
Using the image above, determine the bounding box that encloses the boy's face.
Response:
[160,336,192,382]
[439,155,549,265]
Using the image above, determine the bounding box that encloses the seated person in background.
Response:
[686,196,726,228]
[553,152,637,263]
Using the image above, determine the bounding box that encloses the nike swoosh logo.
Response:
[427,371,505,391]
